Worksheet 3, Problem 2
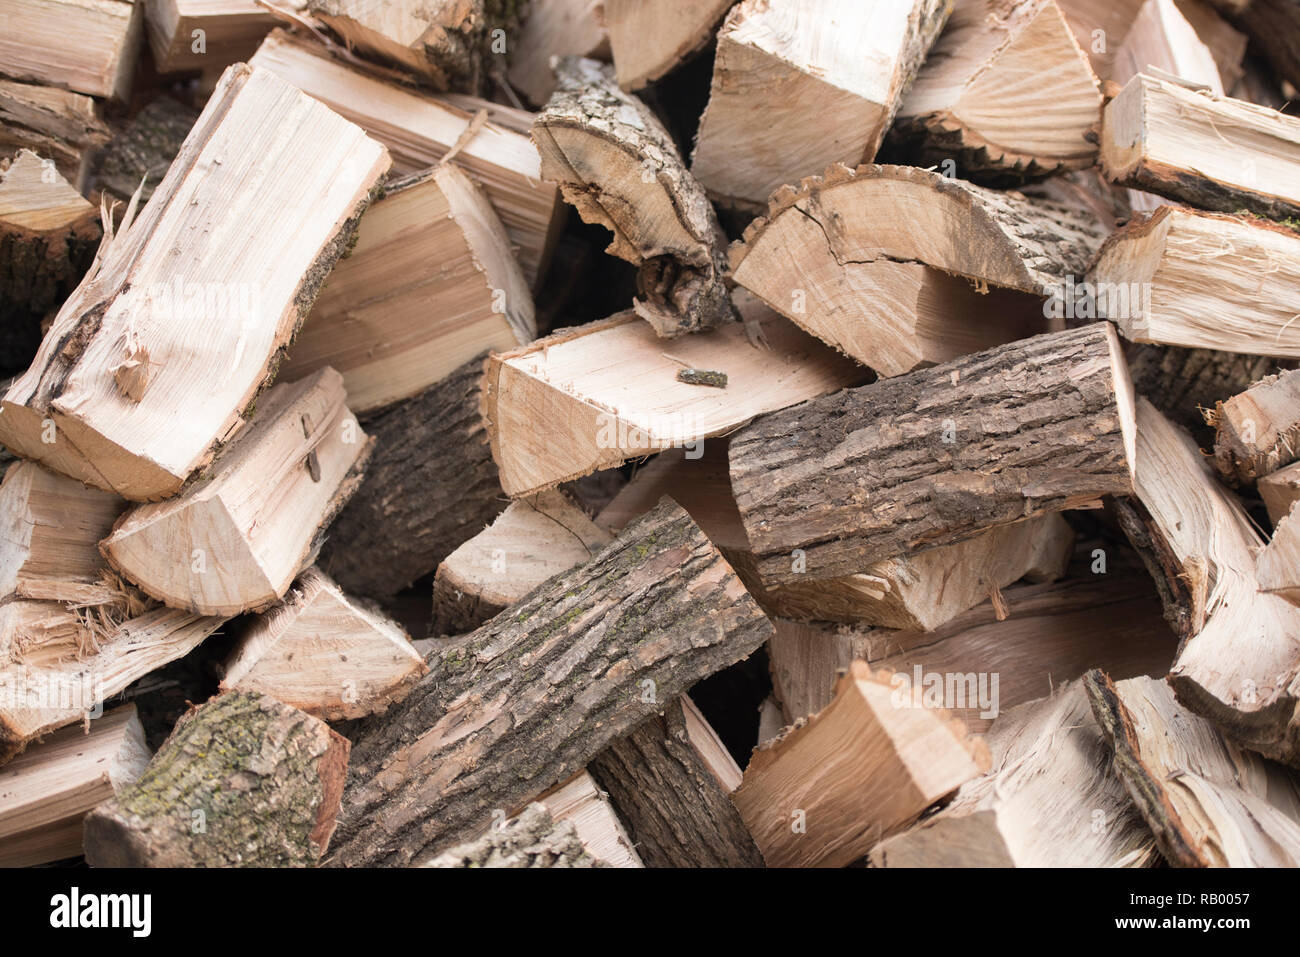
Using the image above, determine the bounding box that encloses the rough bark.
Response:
[423,803,603,867]
[93,96,198,205]
[532,57,734,337]
[82,692,350,867]
[588,698,764,868]
[729,322,1135,584]
[1211,367,1300,486]
[320,354,506,599]
[327,500,775,866]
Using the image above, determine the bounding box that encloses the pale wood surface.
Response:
[603,0,730,91]
[1212,368,1300,485]
[0,0,143,100]
[535,770,642,868]
[508,0,607,105]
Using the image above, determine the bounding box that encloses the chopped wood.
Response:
[327,500,775,866]
[732,661,989,868]
[220,567,427,719]
[895,0,1103,181]
[0,64,388,501]
[1175,0,1247,90]
[1056,0,1146,81]
[602,0,731,92]
[423,803,604,868]
[0,80,110,193]
[1257,504,1300,605]
[1259,461,1300,524]
[534,770,641,868]
[1211,368,1300,485]
[432,487,612,634]
[92,96,199,206]
[319,354,506,599]
[145,0,287,73]
[871,680,1158,867]
[507,0,608,106]
[0,703,150,867]
[1086,670,1300,866]
[691,0,952,208]
[588,696,763,868]
[83,691,349,867]
[483,309,863,498]
[250,28,562,286]
[0,149,99,374]
[729,323,1135,584]
[1123,397,1300,765]
[0,0,144,101]
[533,57,734,337]
[1102,73,1300,222]
[1111,0,1223,93]
[1092,206,1300,357]
[281,164,535,413]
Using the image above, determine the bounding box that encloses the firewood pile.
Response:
[5,0,1300,870]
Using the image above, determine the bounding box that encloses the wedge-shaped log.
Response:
[534,770,641,868]
[1123,398,1300,766]
[83,691,349,867]
[871,680,1157,867]
[1112,0,1223,93]
[603,0,729,91]
[282,165,534,413]
[485,310,863,498]
[1258,505,1300,606]
[0,604,225,764]
[1260,462,1300,525]
[691,0,951,208]
[1211,368,1300,486]
[1094,206,1300,356]
[0,703,150,867]
[508,0,607,106]
[732,661,988,868]
[729,323,1136,584]
[0,80,109,192]
[1087,671,1300,866]
[729,164,1106,376]
[328,501,775,866]
[895,0,1102,181]
[589,696,763,868]
[0,65,388,501]
[534,57,734,337]
[424,804,603,868]
[0,0,143,101]
[320,354,505,599]
[221,567,426,719]
[0,149,99,372]
[250,29,561,286]
[101,369,372,616]
[1103,74,1300,223]
[145,0,284,73]
[768,577,1177,730]
[433,488,612,634]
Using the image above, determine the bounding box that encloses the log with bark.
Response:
[1211,368,1300,486]
[0,0,144,101]
[145,0,291,74]
[423,803,604,868]
[327,500,775,866]
[533,57,734,337]
[602,0,731,92]
[0,80,110,193]
[83,691,350,867]
[92,96,199,206]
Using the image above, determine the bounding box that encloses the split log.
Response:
[83,691,349,867]
[1260,462,1300,524]
[319,354,505,599]
[145,0,286,74]
[0,150,99,375]
[220,567,427,719]
[1233,0,1300,91]
[281,164,535,414]
[0,80,109,193]
[507,0,607,106]
[1122,398,1300,766]
[424,803,603,868]
[1102,73,1300,222]
[101,369,372,616]
[1257,505,1300,606]
[1211,368,1300,486]
[870,680,1158,867]
[0,605,226,764]
[1111,0,1223,93]
[732,661,989,868]
[0,703,150,867]
[432,488,612,634]
[93,96,198,206]
[1093,206,1300,357]
[728,164,1107,376]
[1086,671,1300,866]
[690,0,952,208]
[533,57,734,337]
[534,770,641,868]
[1174,0,1246,89]
[327,500,775,866]
[483,309,863,498]
[894,0,1103,182]
[0,0,143,101]
[1056,0,1146,81]
[0,64,389,501]
[602,0,731,92]
[250,29,562,286]
[767,576,1177,730]
[308,0,524,94]
[729,322,1136,584]
[588,696,764,868]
